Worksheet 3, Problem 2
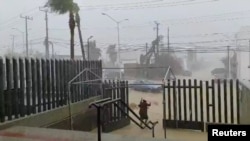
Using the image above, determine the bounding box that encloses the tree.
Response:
[87,40,101,60]
[45,0,79,60]
[75,4,85,60]
[106,44,117,65]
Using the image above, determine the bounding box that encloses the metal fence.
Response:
[163,79,240,131]
[0,57,102,123]
[101,80,130,132]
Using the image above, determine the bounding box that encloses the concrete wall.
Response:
[239,81,250,124]
[0,96,101,131]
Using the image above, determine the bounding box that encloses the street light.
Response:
[87,36,93,61]
[12,28,25,50]
[102,12,128,79]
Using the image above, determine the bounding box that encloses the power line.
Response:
[80,0,163,8]
[80,0,219,10]
[0,7,38,27]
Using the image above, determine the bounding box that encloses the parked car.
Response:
[211,68,226,76]
[130,80,162,93]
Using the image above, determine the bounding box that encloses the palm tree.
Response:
[75,5,86,60]
[45,0,79,60]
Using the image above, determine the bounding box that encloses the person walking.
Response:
[138,99,151,127]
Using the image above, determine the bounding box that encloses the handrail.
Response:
[89,98,159,141]
[113,103,145,129]
[148,121,159,138]
[100,98,121,107]
[119,100,152,129]
[117,100,159,138]
[91,98,112,104]
[89,98,112,108]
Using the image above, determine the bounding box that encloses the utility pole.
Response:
[167,27,170,53]
[20,15,33,58]
[146,43,148,54]
[39,7,50,58]
[102,13,128,79]
[154,21,160,55]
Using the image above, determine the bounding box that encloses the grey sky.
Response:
[1,0,250,61]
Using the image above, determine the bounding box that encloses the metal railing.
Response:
[89,98,158,141]
[163,66,176,82]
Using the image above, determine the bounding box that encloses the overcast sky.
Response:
[1,0,250,62]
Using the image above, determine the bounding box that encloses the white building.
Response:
[236,26,250,80]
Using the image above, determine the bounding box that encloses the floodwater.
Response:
[110,68,233,141]
[110,90,207,141]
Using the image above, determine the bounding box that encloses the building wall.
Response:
[236,26,250,80]
[239,81,250,124]
[0,96,100,131]
[237,51,250,80]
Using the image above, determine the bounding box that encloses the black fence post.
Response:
[224,79,228,123]
[97,106,102,141]
[167,80,171,121]
[211,79,215,123]
[183,79,187,121]
[47,59,51,110]
[194,79,198,122]
[200,80,204,131]
[25,58,31,115]
[59,60,64,106]
[13,58,19,118]
[42,59,47,111]
[31,59,37,114]
[162,82,167,139]
[36,59,41,113]
[19,58,25,117]
[236,79,240,124]
[217,79,222,123]
[230,79,234,124]
[205,81,209,123]
[55,60,60,107]
[177,79,181,122]
[188,79,192,122]
[6,58,12,120]
[0,58,5,122]
[51,60,55,109]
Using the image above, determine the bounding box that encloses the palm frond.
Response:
[46,0,74,14]
[73,2,80,13]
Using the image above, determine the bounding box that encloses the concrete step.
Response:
[0,126,178,141]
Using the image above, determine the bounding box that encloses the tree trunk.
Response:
[75,12,85,60]
[69,10,75,60]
